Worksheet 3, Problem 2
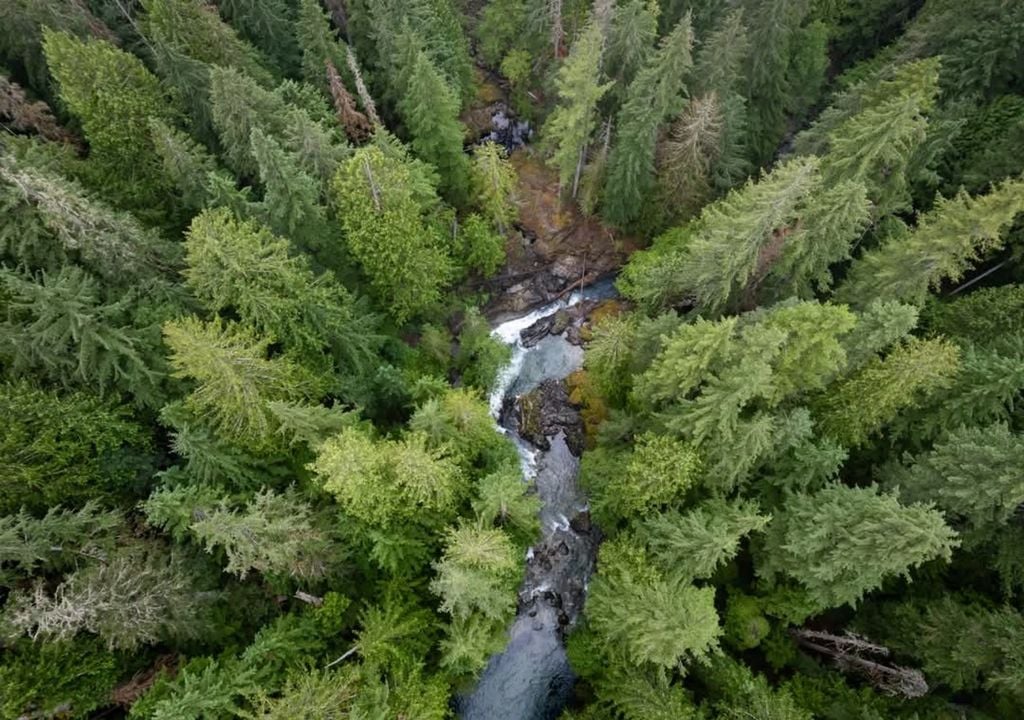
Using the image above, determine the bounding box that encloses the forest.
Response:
[1,0,1023,717]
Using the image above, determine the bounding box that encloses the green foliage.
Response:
[42,29,176,213]
[470,141,517,232]
[699,655,812,720]
[0,637,122,719]
[430,524,520,621]
[816,337,961,446]
[838,175,1024,307]
[457,212,506,277]
[543,19,612,196]
[399,49,470,204]
[759,484,958,609]
[311,426,466,528]
[603,18,694,227]
[163,316,325,447]
[0,382,151,513]
[331,144,453,323]
[585,540,721,669]
[472,464,541,545]
[638,498,769,581]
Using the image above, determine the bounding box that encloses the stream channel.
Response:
[458,279,617,720]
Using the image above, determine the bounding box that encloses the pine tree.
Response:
[41,29,176,213]
[888,423,1024,534]
[141,0,276,87]
[817,337,960,447]
[471,464,542,545]
[638,498,768,581]
[2,543,209,650]
[602,17,694,228]
[330,144,453,322]
[310,426,466,528]
[430,524,520,621]
[163,316,325,447]
[837,176,1024,308]
[398,49,470,205]
[759,484,958,609]
[700,655,813,720]
[470,142,517,232]
[543,20,612,197]
[189,488,333,580]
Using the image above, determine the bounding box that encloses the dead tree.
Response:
[791,628,929,699]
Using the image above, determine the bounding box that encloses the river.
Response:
[458,280,617,720]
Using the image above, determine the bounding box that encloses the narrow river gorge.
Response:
[459,280,617,720]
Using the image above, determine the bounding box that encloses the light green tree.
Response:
[470,141,518,232]
[543,19,612,197]
[759,484,958,609]
[430,524,520,621]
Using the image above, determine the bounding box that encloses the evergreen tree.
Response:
[141,0,276,87]
[430,524,520,621]
[398,49,470,205]
[816,337,960,446]
[163,316,326,447]
[887,423,1024,535]
[0,266,166,405]
[215,0,299,76]
[604,0,657,104]
[761,484,958,609]
[330,144,453,322]
[742,0,812,163]
[602,17,694,228]
[837,176,1024,308]
[310,426,466,528]
[2,543,209,650]
[543,19,612,198]
[470,142,517,232]
[41,29,176,213]
[639,498,769,581]
[188,488,334,580]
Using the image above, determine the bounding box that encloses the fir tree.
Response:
[330,144,453,322]
[470,141,517,232]
[398,49,470,205]
[543,19,612,198]
[759,484,958,609]
[430,524,520,621]
[163,316,326,447]
[602,17,694,228]
[817,337,960,447]
[604,0,657,104]
[838,176,1024,307]
[41,29,176,213]
[215,0,299,76]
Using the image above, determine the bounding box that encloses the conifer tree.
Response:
[398,49,470,205]
[430,525,520,621]
[148,117,245,213]
[0,382,150,514]
[0,266,165,405]
[470,142,517,232]
[215,0,299,76]
[819,59,939,219]
[163,316,325,447]
[817,337,960,447]
[604,0,657,104]
[742,0,812,164]
[141,0,276,87]
[327,59,374,144]
[543,19,612,197]
[759,484,958,609]
[295,0,346,91]
[42,29,176,212]
[188,488,333,580]
[621,156,818,315]
[837,176,1024,308]
[888,423,1024,535]
[602,17,694,228]
[331,144,453,322]
[638,498,768,581]
[310,426,467,528]
[2,543,209,650]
